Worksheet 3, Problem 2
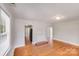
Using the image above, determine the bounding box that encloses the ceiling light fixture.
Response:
[56,16,61,20]
[51,15,65,20]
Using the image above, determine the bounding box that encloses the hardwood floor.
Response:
[14,40,79,56]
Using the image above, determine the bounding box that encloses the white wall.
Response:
[14,19,51,48]
[53,20,79,45]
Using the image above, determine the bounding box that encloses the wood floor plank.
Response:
[14,40,79,56]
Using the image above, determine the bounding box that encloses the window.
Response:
[0,8,10,55]
[0,9,7,41]
[0,14,6,33]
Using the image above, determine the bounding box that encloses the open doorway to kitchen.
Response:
[25,25,33,45]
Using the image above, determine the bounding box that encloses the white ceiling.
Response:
[8,3,79,23]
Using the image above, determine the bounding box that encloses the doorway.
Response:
[25,25,33,45]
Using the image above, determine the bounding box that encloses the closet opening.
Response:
[25,25,33,45]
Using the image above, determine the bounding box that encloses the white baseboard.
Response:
[54,38,79,46]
